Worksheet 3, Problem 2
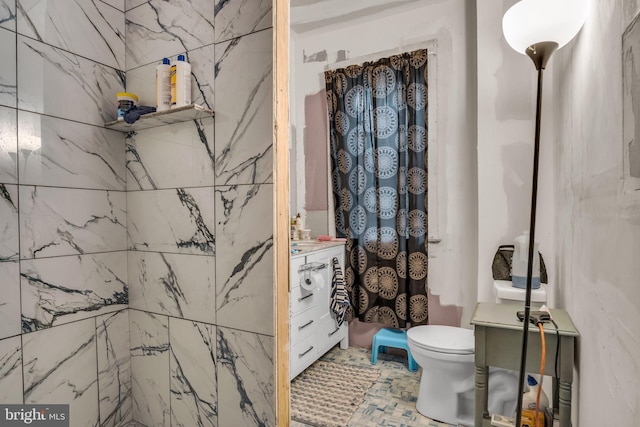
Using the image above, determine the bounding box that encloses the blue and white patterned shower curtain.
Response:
[325,49,429,328]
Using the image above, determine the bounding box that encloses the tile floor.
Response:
[124,345,456,427]
[290,345,454,427]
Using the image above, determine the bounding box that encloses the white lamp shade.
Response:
[503,0,589,54]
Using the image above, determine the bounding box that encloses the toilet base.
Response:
[415,358,474,424]
[415,363,518,425]
[406,325,519,424]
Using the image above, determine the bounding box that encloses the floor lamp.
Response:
[502,0,588,424]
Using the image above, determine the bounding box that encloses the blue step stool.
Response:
[371,328,418,372]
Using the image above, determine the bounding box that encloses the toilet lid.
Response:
[407,325,475,354]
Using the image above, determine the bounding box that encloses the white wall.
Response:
[552,0,640,424]
[476,0,556,310]
[291,0,478,321]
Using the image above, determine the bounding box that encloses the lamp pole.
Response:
[502,1,587,424]
[514,41,557,426]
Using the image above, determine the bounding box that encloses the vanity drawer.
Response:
[318,317,346,344]
[290,306,318,343]
[290,284,318,315]
[290,332,318,378]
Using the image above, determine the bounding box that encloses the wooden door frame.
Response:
[273,0,290,425]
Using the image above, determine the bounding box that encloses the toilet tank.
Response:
[492,280,547,308]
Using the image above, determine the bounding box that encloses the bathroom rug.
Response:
[290,360,380,427]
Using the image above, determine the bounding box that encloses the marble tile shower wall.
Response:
[1,0,130,426]
[1,0,275,426]
[124,0,274,426]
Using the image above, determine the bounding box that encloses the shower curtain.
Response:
[325,49,429,328]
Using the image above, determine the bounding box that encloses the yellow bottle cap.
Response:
[116,92,138,102]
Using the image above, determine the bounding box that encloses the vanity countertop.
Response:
[290,240,346,256]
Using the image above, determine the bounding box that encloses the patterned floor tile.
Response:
[126,345,457,426]
[291,346,454,427]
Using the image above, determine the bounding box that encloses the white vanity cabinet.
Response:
[289,243,348,379]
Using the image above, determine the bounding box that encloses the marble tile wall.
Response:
[0,28,16,107]
[16,0,125,69]
[0,0,276,425]
[23,320,100,425]
[97,310,132,427]
[0,0,131,426]
[125,0,275,425]
[0,0,16,31]
[214,26,273,186]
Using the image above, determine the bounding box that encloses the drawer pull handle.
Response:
[328,327,340,337]
[298,320,314,330]
[298,346,314,358]
[298,293,314,302]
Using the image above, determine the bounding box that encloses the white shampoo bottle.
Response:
[172,54,191,108]
[156,58,171,112]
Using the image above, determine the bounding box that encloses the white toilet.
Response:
[406,281,548,426]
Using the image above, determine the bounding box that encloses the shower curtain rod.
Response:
[324,39,437,72]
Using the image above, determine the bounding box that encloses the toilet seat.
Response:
[407,325,474,355]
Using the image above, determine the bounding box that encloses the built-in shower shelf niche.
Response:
[104,104,214,132]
